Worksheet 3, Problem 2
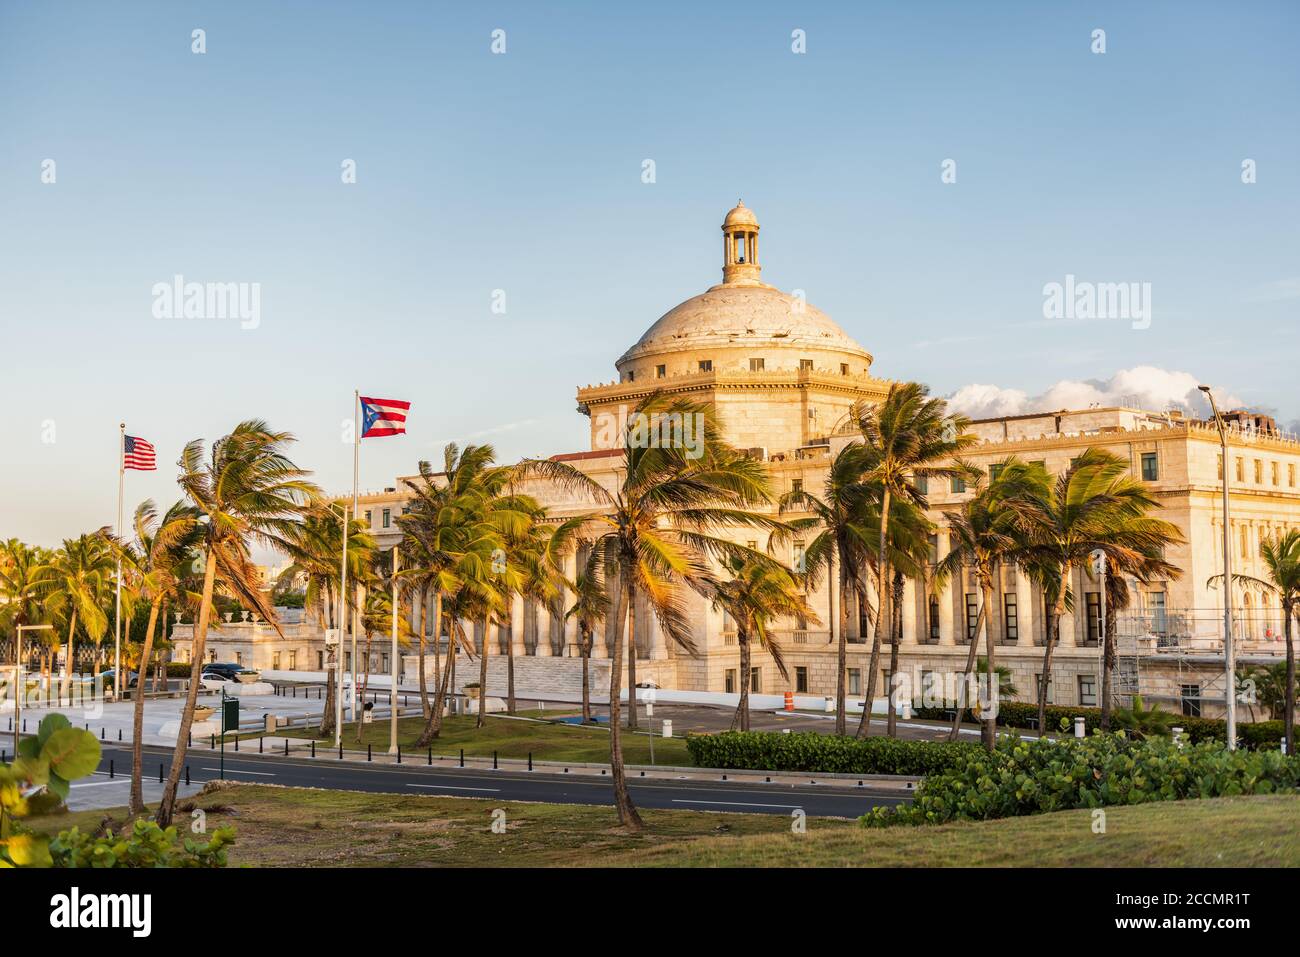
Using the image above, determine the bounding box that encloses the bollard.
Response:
[284,738,289,756]
[528,752,532,772]
[493,751,498,770]
[339,742,343,760]
[211,734,215,749]
[311,740,316,758]
[185,766,190,785]
[159,763,164,784]
[427,747,432,766]
[397,747,402,764]
[101,727,105,741]
[1074,716,1086,739]
[234,736,239,752]
[188,732,192,748]
[118,728,122,742]
[259,736,264,754]
[367,743,372,762]
[109,760,115,779]
[459,749,464,768]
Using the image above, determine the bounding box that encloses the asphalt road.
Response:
[96,744,906,819]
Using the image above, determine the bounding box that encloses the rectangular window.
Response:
[847,668,861,695]
[795,667,809,693]
[792,541,805,572]
[928,596,940,642]
[799,359,813,372]
[1254,459,1263,483]
[382,508,391,529]
[791,478,803,494]
[1235,457,1244,482]
[724,669,736,694]
[698,359,713,372]
[345,651,352,672]
[1003,593,1018,642]
[856,593,869,642]
[235,652,243,666]
[749,357,765,371]
[1217,454,1224,480]
[316,651,324,670]
[951,475,966,494]
[1240,525,1249,559]
[927,533,939,564]
[1141,452,1158,481]
[1036,673,1053,705]
[364,510,372,525]
[289,651,297,670]
[1272,461,1280,486]
[1085,592,1101,642]
[625,370,634,382]
[272,652,281,670]
[1290,463,1297,487]
[1181,684,1201,717]
[1150,591,1167,636]
[840,363,849,375]
[915,474,928,495]
[655,364,666,378]
[750,667,761,693]
[1078,675,1098,707]
[989,463,1004,483]
[964,594,980,642]
[381,653,389,672]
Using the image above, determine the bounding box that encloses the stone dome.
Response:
[617,283,872,368]
[722,200,758,227]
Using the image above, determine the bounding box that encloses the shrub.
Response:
[913,701,1245,746]
[166,662,193,678]
[862,732,1300,828]
[50,819,234,868]
[685,731,980,776]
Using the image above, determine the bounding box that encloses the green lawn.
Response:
[603,794,1300,867]
[279,713,693,767]
[41,785,1300,867]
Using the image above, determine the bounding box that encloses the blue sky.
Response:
[1,0,1297,548]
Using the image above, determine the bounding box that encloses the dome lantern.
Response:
[722,200,762,286]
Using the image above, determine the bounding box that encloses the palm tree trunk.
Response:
[834,557,849,735]
[856,580,886,740]
[606,573,642,829]
[129,598,162,815]
[320,594,337,738]
[157,549,218,828]
[1037,575,1068,734]
[356,629,375,743]
[415,613,458,748]
[1285,604,1295,757]
[506,603,516,715]
[981,580,997,752]
[476,615,490,729]
[159,604,169,693]
[417,587,431,720]
[886,572,903,737]
[62,611,77,705]
[580,628,592,724]
[1100,599,1118,731]
[733,628,752,731]
[949,602,984,742]
[626,585,638,730]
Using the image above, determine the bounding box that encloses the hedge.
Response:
[684,731,980,776]
[912,702,1290,750]
[863,733,1300,827]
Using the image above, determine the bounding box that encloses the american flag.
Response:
[123,435,157,471]
[359,396,410,438]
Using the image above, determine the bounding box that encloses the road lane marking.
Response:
[671,799,804,809]
[70,780,131,789]
[200,767,275,776]
[407,784,500,792]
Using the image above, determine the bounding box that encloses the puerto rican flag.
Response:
[359,396,410,438]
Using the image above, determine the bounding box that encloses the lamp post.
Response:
[1091,548,1107,708]
[389,544,400,755]
[1199,384,1236,750]
[13,624,53,754]
[327,502,349,749]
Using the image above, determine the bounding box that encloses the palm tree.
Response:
[277,507,374,737]
[777,444,876,735]
[1211,529,1300,753]
[45,531,116,702]
[563,551,608,724]
[125,500,203,816]
[933,458,1047,747]
[523,394,779,830]
[705,555,818,730]
[156,421,318,827]
[852,383,974,739]
[1016,448,1182,734]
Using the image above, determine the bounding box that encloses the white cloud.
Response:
[945,366,1244,420]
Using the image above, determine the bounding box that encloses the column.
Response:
[535,598,554,657]
[648,605,668,660]
[937,535,956,646]
[563,551,581,657]
[511,593,527,655]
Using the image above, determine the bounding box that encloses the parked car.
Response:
[78,668,139,688]
[202,662,258,683]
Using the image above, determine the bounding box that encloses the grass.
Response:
[39,786,1300,867]
[278,713,694,767]
[602,794,1300,867]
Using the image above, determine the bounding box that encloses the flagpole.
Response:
[390,544,399,754]
[350,390,361,722]
[113,422,124,701]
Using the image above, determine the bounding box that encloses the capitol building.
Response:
[180,203,1300,721]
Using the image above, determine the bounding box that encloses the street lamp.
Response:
[390,545,400,755]
[1199,384,1236,750]
[12,624,53,754]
